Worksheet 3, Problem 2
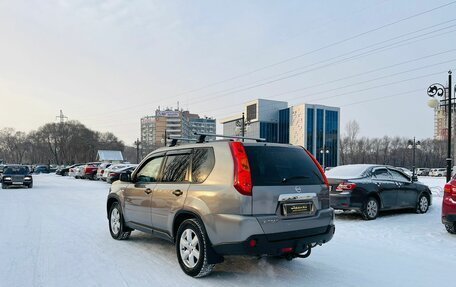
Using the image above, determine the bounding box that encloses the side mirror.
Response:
[119,172,132,182]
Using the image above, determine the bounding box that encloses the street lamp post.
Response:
[320,146,330,170]
[235,112,250,142]
[427,70,454,182]
[407,137,421,181]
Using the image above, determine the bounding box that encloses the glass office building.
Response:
[221,99,340,167]
[281,104,340,167]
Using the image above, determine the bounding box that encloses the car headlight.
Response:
[4,176,11,181]
[24,176,32,180]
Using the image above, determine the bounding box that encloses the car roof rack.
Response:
[194,132,266,143]
[168,136,201,147]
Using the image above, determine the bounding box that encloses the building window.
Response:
[325,110,338,167]
[260,122,277,143]
[316,109,324,164]
[278,108,290,144]
[307,108,314,152]
[246,104,257,121]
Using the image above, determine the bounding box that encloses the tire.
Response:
[1,183,7,189]
[361,197,379,220]
[416,193,430,214]
[108,202,131,240]
[445,222,456,234]
[28,182,33,189]
[176,219,215,278]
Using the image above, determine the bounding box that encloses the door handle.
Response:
[144,188,152,194]
[172,189,183,196]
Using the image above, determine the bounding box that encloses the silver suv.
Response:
[106,140,335,277]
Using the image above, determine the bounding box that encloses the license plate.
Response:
[12,182,23,185]
[282,202,313,216]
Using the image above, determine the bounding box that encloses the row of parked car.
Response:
[56,162,138,183]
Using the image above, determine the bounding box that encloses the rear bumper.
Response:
[442,214,456,224]
[330,193,363,210]
[212,225,335,256]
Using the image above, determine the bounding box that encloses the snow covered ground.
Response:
[0,175,454,287]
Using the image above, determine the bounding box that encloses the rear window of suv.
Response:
[244,146,324,186]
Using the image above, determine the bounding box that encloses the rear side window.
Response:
[191,148,215,183]
[244,146,324,186]
[161,154,191,182]
[372,168,392,180]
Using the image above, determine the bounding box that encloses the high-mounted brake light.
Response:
[336,182,357,191]
[229,142,252,196]
[304,148,329,187]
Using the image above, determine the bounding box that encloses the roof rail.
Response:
[194,132,266,143]
[168,137,199,147]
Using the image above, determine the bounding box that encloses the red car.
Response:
[443,179,456,234]
[82,162,101,180]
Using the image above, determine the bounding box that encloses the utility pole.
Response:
[241,112,245,142]
[134,138,141,164]
[55,110,68,124]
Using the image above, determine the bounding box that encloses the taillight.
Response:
[444,183,456,196]
[109,172,117,177]
[229,141,252,196]
[304,148,329,187]
[336,182,357,191]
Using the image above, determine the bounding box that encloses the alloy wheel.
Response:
[366,199,378,218]
[419,196,429,213]
[110,208,121,235]
[179,229,200,268]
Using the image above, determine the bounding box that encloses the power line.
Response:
[82,24,456,122]
[187,24,456,106]
[92,69,450,129]
[200,70,450,120]
[173,0,456,97]
[340,89,422,107]
[78,2,456,119]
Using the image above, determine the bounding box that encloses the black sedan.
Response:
[326,164,432,220]
[1,165,33,189]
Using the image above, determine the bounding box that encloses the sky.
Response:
[1,0,456,145]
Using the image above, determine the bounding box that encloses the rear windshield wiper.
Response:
[282,176,310,183]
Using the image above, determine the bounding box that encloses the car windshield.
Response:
[326,165,370,178]
[4,166,29,175]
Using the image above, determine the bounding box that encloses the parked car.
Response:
[73,165,85,179]
[96,163,112,180]
[106,165,137,184]
[443,177,456,234]
[431,168,447,177]
[49,165,59,173]
[326,164,432,220]
[102,164,129,181]
[396,167,413,177]
[34,165,50,174]
[1,165,33,189]
[416,168,430,176]
[68,164,84,177]
[81,162,101,180]
[107,141,335,277]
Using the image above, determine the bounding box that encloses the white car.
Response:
[102,164,131,181]
[432,168,447,177]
